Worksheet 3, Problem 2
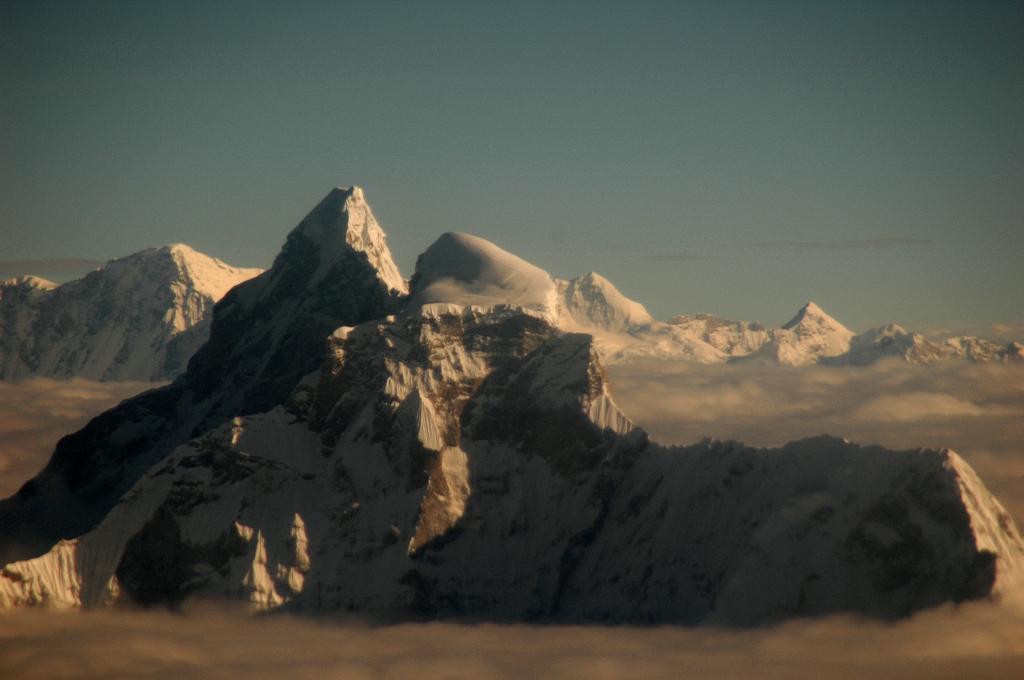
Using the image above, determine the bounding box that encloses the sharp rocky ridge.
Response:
[1,187,1022,624]
[0,244,262,381]
[0,187,405,562]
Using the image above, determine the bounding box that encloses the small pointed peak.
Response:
[801,301,825,317]
[783,301,846,330]
[562,270,653,331]
[323,186,364,203]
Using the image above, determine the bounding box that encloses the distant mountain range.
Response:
[0,245,262,381]
[3,225,1016,385]
[1,187,1021,625]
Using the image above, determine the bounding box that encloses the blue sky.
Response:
[2,1,1021,330]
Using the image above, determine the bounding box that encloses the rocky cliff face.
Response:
[0,188,405,564]
[2,300,1021,623]
[2,187,1022,624]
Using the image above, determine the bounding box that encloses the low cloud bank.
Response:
[1,597,1023,679]
[0,379,162,498]
[609,359,1024,525]
[0,368,1023,676]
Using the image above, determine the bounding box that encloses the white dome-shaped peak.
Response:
[291,186,407,295]
[409,232,558,313]
[559,271,654,332]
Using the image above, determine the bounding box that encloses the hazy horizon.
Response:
[3,1,1022,329]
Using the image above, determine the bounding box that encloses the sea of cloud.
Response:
[0,378,162,498]
[1,363,1023,677]
[609,358,1024,526]
[1,596,1023,679]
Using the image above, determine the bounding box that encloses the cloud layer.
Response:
[748,237,932,251]
[0,367,1022,675]
[1,597,1023,679]
[0,379,162,498]
[609,359,1024,525]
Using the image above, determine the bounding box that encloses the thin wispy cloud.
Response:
[638,252,705,263]
[0,379,160,498]
[748,237,932,251]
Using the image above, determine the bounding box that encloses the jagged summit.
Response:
[0,244,261,381]
[2,299,1021,622]
[409,232,558,313]
[742,301,854,366]
[2,184,1023,625]
[558,271,654,333]
[0,187,409,561]
[782,301,851,334]
[114,243,264,303]
[287,186,406,294]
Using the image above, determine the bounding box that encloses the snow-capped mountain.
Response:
[401,235,1017,367]
[574,293,1019,368]
[737,301,855,366]
[0,244,262,381]
[557,271,654,332]
[0,187,406,563]
[1,187,1022,624]
[3,306,1020,622]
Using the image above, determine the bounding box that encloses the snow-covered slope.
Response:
[664,314,771,356]
[557,272,654,332]
[0,187,405,564]
[2,301,1021,623]
[738,301,855,366]
[826,324,1024,366]
[2,186,1022,625]
[0,244,262,381]
[410,232,559,315]
[407,233,1021,367]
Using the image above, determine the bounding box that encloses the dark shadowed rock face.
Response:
[2,191,1022,624]
[0,188,406,564]
[2,302,1020,625]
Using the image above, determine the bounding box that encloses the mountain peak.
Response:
[162,243,194,255]
[286,187,406,294]
[410,232,558,313]
[559,271,653,332]
[110,243,263,302]
[0,243,262,382]
[782,301,850,333]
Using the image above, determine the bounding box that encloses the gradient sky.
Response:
[2,0,1022,330]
